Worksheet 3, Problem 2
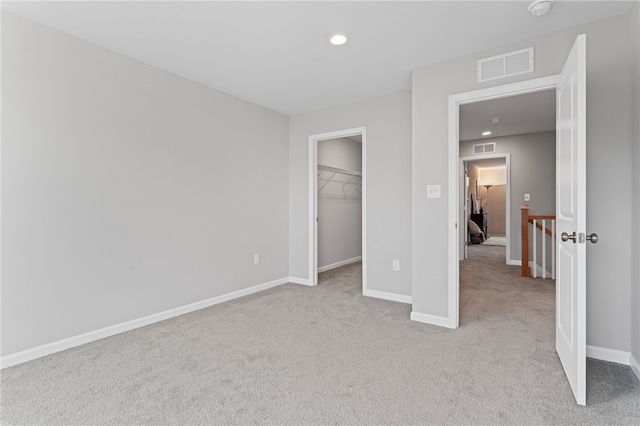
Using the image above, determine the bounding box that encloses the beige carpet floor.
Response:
[1,246,639,424]
[480,236,507,246]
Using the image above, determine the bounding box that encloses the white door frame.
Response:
[460,154,511,265]
[308,127,367,288]
[447,75,558,329]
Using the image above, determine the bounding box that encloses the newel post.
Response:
[521,204,530,277]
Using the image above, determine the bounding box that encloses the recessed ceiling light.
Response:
[490,117,500,124]
[482,131,492,136]
[329,34,348,46]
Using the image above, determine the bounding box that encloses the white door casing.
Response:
[308,127,367,288]
[447,75,558,330]
[463,164,468,260]
[555,34,587,406]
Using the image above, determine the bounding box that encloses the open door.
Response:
[556,34,589,406]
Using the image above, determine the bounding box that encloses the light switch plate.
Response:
[524,193,531,202]
[427,184,441,198]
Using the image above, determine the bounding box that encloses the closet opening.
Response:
[308,127,366,290]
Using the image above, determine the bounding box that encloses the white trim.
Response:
[530,261,549,278]
[363,289,412,304]
[308,127,367,290]
[507,260,552,278]
[0,277,289,369]
[308,134,318,286]
[410,311,456,329]
[448,75,559,330]
[586,345,631,365]
[288,276,314,286]
[630,353,640,382]
[448,97,460,329]
[318,256,362,273]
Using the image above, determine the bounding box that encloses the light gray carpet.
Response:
[481,236,506,246]
[1,247,639,425]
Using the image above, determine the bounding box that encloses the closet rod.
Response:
[318,164,362,177]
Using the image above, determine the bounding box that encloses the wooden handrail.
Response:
[530,220,554,237]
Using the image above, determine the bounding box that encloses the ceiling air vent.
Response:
[473,142,496,154]
[478,47,534,83]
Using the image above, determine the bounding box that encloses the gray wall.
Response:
[413,16,633,352]
[289,91,412,297]
[630,2,640,368]
[1,13,290,356]
[485,184,506,236]
[317,138,362,268]
[461,132,556,264]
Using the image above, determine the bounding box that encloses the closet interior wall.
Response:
[317,137,363,271]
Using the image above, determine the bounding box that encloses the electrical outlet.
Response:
[254,254,260,265]
[524,193,531,202]
[392,260,400,271]
[427,185,441,199]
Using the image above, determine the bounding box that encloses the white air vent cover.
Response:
[478,47,534,82]
[473,142,496,154]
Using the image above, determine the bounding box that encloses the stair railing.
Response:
[521,204,556,279]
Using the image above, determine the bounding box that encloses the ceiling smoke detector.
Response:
[528,0,554,16]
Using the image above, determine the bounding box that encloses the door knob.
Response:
[561,232,577,243]
[586,233,598,243]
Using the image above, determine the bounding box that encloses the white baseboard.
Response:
[507,259,521,266]
[586,345,631,365]
[318,256,362,273]
[288,276,314,286]
[363,289,412,304]
[0,276,289,369]
[630,353,640,382]
[410,311,456,329]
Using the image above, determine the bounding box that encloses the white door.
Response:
[556,34,588,406]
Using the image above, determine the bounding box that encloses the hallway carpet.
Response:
[2,248,639,424]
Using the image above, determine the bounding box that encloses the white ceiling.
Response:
[459,89,556,141]
[2,1,635,116]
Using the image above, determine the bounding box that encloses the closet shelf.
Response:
[317,164,362,194]
[318,164,362,177]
